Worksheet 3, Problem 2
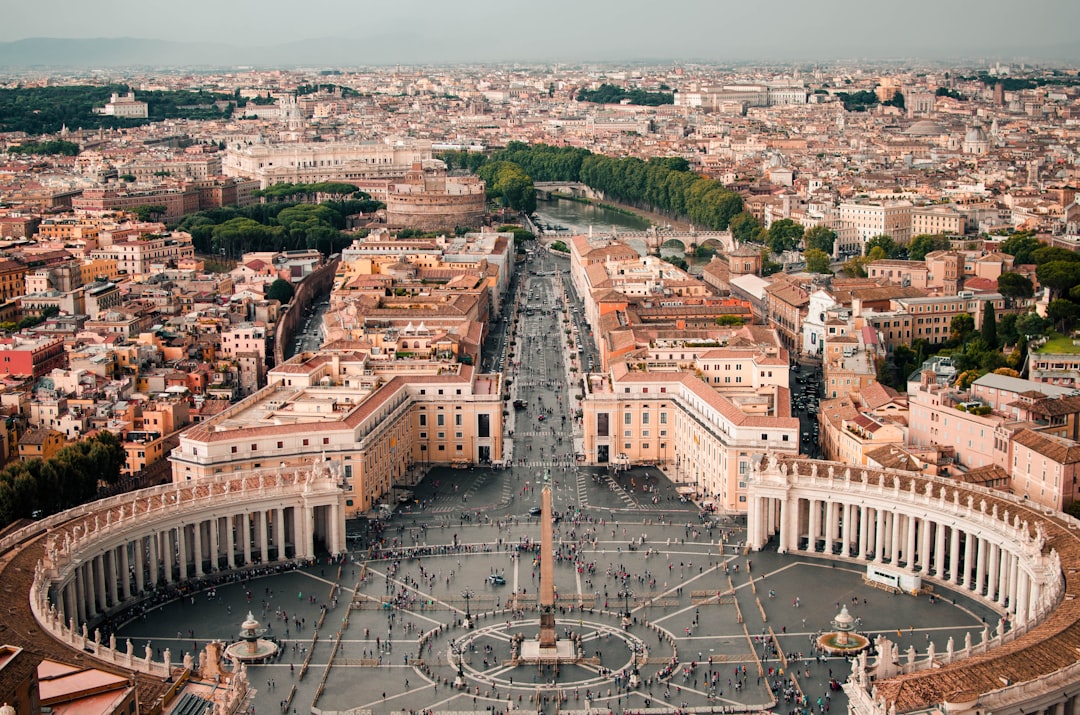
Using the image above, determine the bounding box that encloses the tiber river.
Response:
[532,196,710,272]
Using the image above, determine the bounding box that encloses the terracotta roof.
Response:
[1012,428,1080,463]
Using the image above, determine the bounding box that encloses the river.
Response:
[533,196,710,272]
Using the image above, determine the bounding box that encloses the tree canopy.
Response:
[576,84,674,106]
[803,225,836,254]
[266,278,295,304]
[908,233,952,261]
[766,219,804,254]
[805,248,833,274]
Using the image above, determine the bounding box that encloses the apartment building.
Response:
[1010,429,1080,511]
[581,361,798,512]
[171,349,503,516]
[89,233,195,280]
[838,201,913,249]
[891,292,1006,343]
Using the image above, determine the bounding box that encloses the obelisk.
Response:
[538,470,557,649]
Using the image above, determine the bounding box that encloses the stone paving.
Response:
[115,252,1001,714]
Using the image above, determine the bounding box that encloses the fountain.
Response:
[816,605,870,655]
[224,612,279,664]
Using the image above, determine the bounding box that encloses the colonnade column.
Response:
[962,530,975,587]
[808,499,820,553]
[119,543,130,601]
[74,563,86,624]
[777,499,789,554]
[227,515,237,569]
[105,550,118,607]
[747,496,761,551]
[874,509,885,562]
[858,506,869,559]
[177,524,188,581]
[824,501,836,556]
[93,555,106,614]
[242,514,252,565]
[134,536,145,593]
[905,516,917,568]
[275,508,285,560]
[987,543,1000,602]
[889,511,901,564]
[933,521,946,577]
[975,538,988,595]
[209,517,219,572]
[149,530,160,586]
[996,548,1010,608]
[949,527,961,584]
[193,520,204,578]
[1017,570,1030,622]
[258,510,269,562]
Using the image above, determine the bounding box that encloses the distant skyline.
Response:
[1,0,1078,65]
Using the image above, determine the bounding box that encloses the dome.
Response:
[965,125,988,143]
[904,120,947,136]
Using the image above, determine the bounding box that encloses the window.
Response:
[660,412,668,424]
[323,438,329,445]
[251,444,258,451]
[456,444,463,451]
[642,413,650,425]
[478,413,490,438]
[419,432,427,439]
[277,441,283,449]
[624,430,632,437]
[303,439,309,446]
[419,414,427,426]
[624,443,632,450]
[455,414,462,427]
[231,446,237,453]
[437,414,445,427]
[624,412,632,425]
[597,413,609,437]
[642,443,649,450]
[455,432,463,438]
[438,432,445,439]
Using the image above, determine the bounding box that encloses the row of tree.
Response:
[0,432,126,528]
[0,85,235,135]
[575,83,674,106]
[174,195,381,258]
[439,142,744,231]
[7,139,81,156]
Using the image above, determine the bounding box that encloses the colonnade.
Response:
[55,505,318,626]
[745,458,1061,629]
[748,494,1035,621]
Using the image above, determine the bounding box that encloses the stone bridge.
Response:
[533,181,604,201]
[596,227,733,254]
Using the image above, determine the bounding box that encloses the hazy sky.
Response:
[2,0,1078,62]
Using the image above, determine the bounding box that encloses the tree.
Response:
[950,313,975,344]
[729,212,762,244]
[981,302,998,349]
[1015,312,1050,339]
[266,278,295,304]
[865,234,905,259]
[805,248,833,274]
[998,312,1019,345]
[842,255,870,278]
[760,247,782,276]
[767,219,804,254]
[999,232,1044,265]
[1036,261,1080,299]
[803,225,836,254]
[996,272,1034,303]
[908,234,952,261]
[715,315,745,326]
[1048,299,1080,333]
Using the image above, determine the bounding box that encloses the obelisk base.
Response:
[539,611,556,648]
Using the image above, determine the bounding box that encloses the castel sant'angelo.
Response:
[385,160,486,231]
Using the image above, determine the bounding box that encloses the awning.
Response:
[676,486,696,495]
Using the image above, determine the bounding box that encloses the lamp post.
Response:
[451,641,467,689]
[461,588,475,629]
[621,588,633,629]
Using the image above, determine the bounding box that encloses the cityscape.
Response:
[2,4,1080,715]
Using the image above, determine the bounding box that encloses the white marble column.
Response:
[975,538,988,595]
[258,510,269,562]
[227,515,237,569]
[74,563,87,624]
[272,508,282,559]
[949,526,961,584]
[135,536,145,593]
[120,543,131,601]
[996,547,1010,608]
[904,515,917,568]
[209,517,219,572]
[63,582,75,624]
[824,500,836,556]
[94,554,107,614]
[987,543,1000,602]
[890,511,901,564]
[962,530,975,587]
[808,499,820,553]
[873,508,884,561]
[858,506,869,558]
[165,529,177,584]
[242,513,252,565]
[777,498,789,553]
[917,518,931,572]
[747,496,761,550]
[193,519,204,578]
[933,521,945,576]
[1017,570,1031,622]
[149,531,160,586]
[105,549,118,607]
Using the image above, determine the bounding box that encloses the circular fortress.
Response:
[385,161,486,232]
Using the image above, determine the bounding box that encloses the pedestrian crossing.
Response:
[576,472,591,508]
[507,460,577,468]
